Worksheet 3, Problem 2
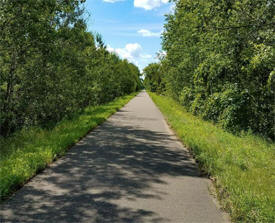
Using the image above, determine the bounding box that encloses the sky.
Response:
[84,0,173,71]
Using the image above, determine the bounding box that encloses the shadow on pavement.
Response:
[0,120,200,223]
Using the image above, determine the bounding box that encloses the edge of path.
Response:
[0,92,139,203]
[147,91,231,222]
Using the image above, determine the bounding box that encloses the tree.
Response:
[0,0,141,137]
[145,0,275,139]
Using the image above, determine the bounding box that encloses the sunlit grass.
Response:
[149,92,275,223]
[0,93,137,201]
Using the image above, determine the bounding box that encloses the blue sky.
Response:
[84,0,172,71]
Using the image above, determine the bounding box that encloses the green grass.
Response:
[0,93,137,201]
[149,92,275,223]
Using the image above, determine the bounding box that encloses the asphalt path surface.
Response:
[0,91,229,223]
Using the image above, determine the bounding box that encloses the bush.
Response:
[179,87,194,108]
[149,92,275,223]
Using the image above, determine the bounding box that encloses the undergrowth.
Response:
[0,93,137,201]
[149,92,275,223]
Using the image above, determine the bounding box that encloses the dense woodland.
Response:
[0,0,142,137]
[144,0,275,139]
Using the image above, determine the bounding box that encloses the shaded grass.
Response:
[0,93,137,201]
[149,92,275,223]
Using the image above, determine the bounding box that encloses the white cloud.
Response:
[114,43,142,62]
[134,0,169,10]
[142,54,153,59]
[169,2,175,13]
[107,43,153,70]
[138,29,160,37]
[106,45,115,53]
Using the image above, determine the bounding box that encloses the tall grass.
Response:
[149,92,275,223]
[0,93,137,201]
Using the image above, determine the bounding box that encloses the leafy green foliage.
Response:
[0,0,142,137]
[143,63,165,94]
[150,92,275,223]
[145,0,275,139]
[0,93,137,200]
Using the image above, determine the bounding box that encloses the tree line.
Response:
[0,0,142,137]
[144,0,274,140]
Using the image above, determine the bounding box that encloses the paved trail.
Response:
[0,91,229,223]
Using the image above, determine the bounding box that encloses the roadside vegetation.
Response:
[144,0,274,140]
[0,1,142,138]
[0,93,137,200]
[144,0,275,222]
[149,92,275,223]
[0,1,142,200]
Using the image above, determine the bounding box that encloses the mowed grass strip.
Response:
[149,92,275,223]
[0,93,137,201]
